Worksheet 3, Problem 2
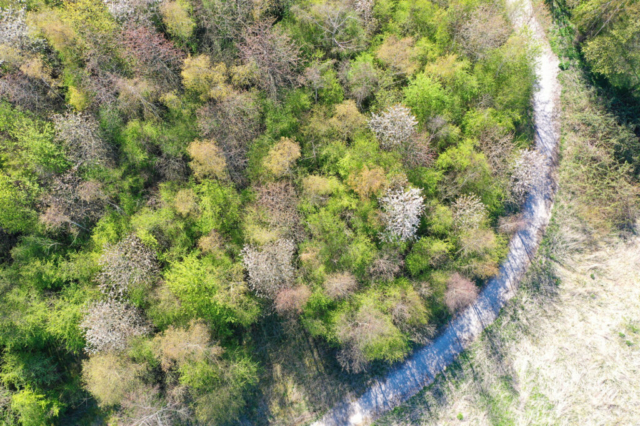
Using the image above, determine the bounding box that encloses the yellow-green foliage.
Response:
[174,188,199,217]
[0,175,37,233]
[181,55,232,101]
[28,9,76,53]
[303,175,340,199]
[11,389,61,426]
[82,353,146,407]
[263,137,301,178]
[30,0,115,55]
[164,253,259,329]
[573,1,640,95]
[0,0,561,423]
[60,0,116,35]
[67,86,90,111]
[376,35,419,75]
[347,164,388,199]
[187,139,228,180]
[160,0,196,40]
[329,99,367,139]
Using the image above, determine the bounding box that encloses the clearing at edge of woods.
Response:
[375,226,640,425]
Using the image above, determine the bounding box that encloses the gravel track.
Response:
[311,2,560,425]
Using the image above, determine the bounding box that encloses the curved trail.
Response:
[311,2,560,425]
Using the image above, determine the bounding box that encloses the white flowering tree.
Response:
[241,239,296,299]
[0,7,31,50]
[452,194,487,231]
[81,299,149,354]
[102,0,159,22]
[379,187,425,242]
[369,104,418,150]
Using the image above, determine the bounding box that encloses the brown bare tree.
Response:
[444,273,479,314]
[117,384,192,426]
[458,4,511,61]
[52,112,113,168]
[342,58,379,107]
[274,285,312,317]
[40,172,106,233]
[239,20,301,98]
[367,251,404,282]
[122,25,185,89]
[255,181,304,240]
[292,2,366,56]
[335,306,400,373]
[324,272,358,300]
[196,91,261,185]
[96,234,159,298]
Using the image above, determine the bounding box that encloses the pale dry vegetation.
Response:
[241,239,296,299]
[81,299,150,354]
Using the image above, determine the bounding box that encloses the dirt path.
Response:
[310,2,560,425]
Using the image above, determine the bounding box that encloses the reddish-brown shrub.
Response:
[347,165,388,200]
[444,273,479,314]
[122,25,185,88]
[274,285,312,316]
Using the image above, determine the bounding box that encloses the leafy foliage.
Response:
[0,0,553,421]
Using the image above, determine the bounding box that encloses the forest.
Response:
[0,0,637,425]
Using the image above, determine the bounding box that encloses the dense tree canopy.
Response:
[0,0,540,423]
